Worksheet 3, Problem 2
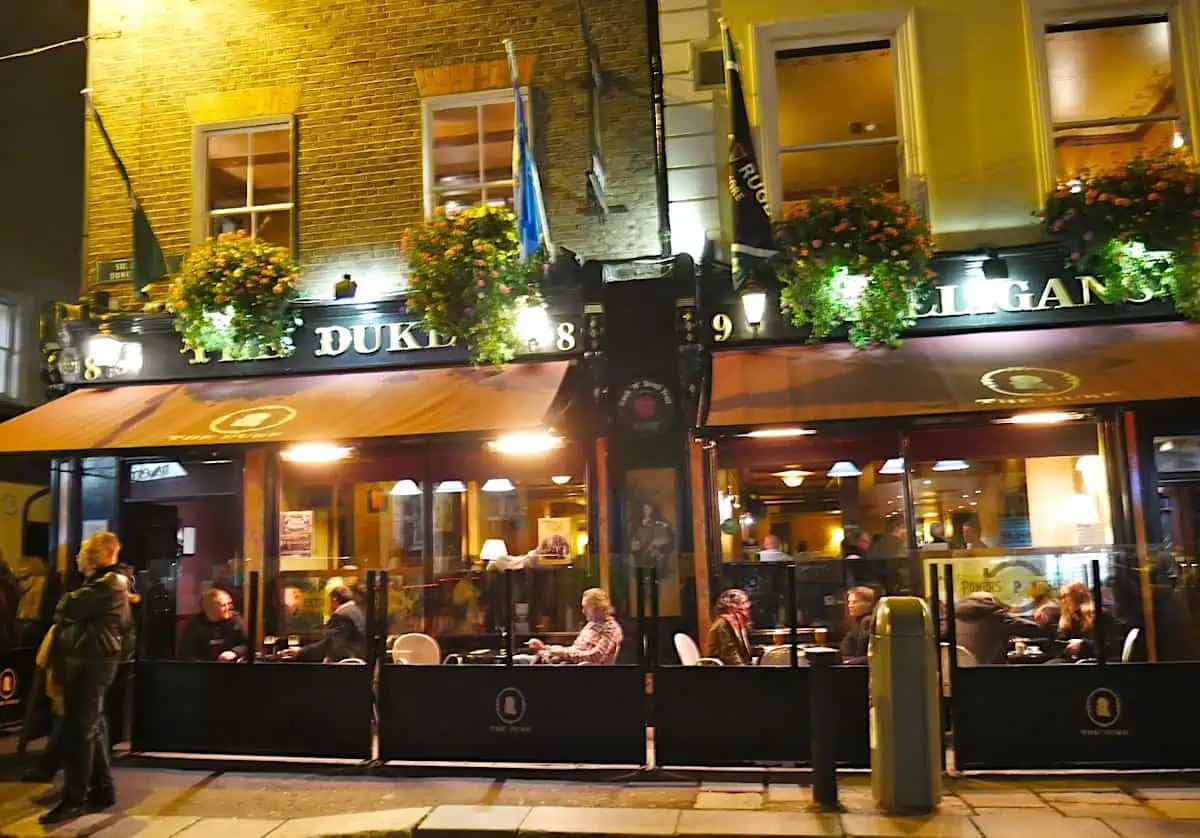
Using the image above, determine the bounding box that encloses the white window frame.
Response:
[749,8,928,217]
[192,116,297,252]
[421,87,531,218]
[1026,0,1200,191]
[0,292,24,404]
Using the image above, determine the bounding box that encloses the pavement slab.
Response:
[267,808,430,838]
[416,806,530,838]
[517,806,678,837]
[492,785,618,809]
[1,813,120,838]
[676,809,841,837]
[1104,818,1200,838]
[969,812,1117,838]
[1051,804,1160,820]
[1129,786,1200,800]
[172,819,284,838]
[91,817,201,838]
[1144,800,1200,819]
[611,788,697,811]
[1040,791,1142,806]
[692,792,762,811]
[955,791,1043,809]
[842,812,981,837]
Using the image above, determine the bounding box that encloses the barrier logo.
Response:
[980,367,1080,398]
[495,687,526,725]
[209,405,297,435]
[0,669,17,701]
[1085,687,1121,728]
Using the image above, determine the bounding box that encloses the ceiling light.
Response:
[488,431,563,455]
[774,469,811,488]
[1174,131,1185,149]
[878,457,904,475]
[827,461,862,478]
[932,460,970,472]
[435,480,466,493]
[742,428,816,439]
[482,478,515,493]
[551,475,572,485]
[995,411,1085,426]
[280,444,352,464]
[390,479,421,497]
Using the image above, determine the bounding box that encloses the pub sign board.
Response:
[97,255,185,285]
[63,302,583,385]
[701,246,1179,346]
[953,662,1200,770]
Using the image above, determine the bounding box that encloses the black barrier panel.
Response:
[0,648,38,730]
[954,663,1200,770]
[653,666,870,767]
[132,661,371,759]
[378,666,645,765]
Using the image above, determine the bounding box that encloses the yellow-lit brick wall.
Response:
[85,0,660,304]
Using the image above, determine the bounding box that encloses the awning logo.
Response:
[1086,687,1121,728]
[980,367,1079,398]
[209,405,298,435]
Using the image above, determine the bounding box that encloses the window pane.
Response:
[207,131,249,210]
[482,183,514,209]
[0,302,10,349]
[1054,119,1179,180]
[431,106,482,190]
[1046,19,1176,126]
[435,189,484,215]
[775,42,896,149]
[0,348,8,395]
[779,143,900,205]
[210,213,250,238]
[481,101,516,183]
[250,128,292,206]
[255,208,291,251]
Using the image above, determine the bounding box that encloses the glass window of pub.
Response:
[269,440,596,666]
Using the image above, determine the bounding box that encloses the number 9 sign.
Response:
[711,313,733,343]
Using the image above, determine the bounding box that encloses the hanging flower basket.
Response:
[168,231,302,358]
[1042,151,1200,318]
[772,189,935,347]
[402,206,543,366]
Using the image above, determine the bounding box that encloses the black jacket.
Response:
[300,601,366,662]
[839,614,872,665]
[953,593,1041,665]
[179,613,249,662]
[55,567,133,662]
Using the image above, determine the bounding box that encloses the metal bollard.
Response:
[807,646,839,810]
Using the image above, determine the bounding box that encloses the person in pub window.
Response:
[706,588,757,666]
[528,587,622,664]
[280,586,366,663]
[179,589,248,662]
[839,586,878,665]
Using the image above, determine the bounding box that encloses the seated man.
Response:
[179,589,248,662]
[281,586,365,662]
[839,586,877,665]
[528,588,622,665]
[954,591,1041,665]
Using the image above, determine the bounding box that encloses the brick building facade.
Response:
[85,0,662,304]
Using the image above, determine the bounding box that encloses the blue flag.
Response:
[512,78,543,260]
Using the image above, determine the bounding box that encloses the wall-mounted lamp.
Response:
[740,281,767,335]
[981,250,1009,280]
[334,273,357,300]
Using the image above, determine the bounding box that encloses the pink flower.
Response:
[1069,252,1081,262]
[477,279,487,287]
[1051,220,1064,232]
[498,283,511,295]
[811,239,823,249]
[1083,230,1094,241]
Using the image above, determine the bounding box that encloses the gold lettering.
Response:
[314,325,352,357]
[998,280,1034,312]
[351,324,383,354]
[1080,276,1107,305]
[188,347,212,365]
[386,322,424,351]
[1036,277,1079,310]
[426,328,456,349]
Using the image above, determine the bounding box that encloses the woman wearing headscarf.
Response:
[706,589,758,666]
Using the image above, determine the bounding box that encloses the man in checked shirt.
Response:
[527,588,623,664]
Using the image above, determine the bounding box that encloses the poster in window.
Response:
[536,517,572,564]
[279,511,314,558]
[624,468,681,616]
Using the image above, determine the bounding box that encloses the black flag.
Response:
[722,22,776,289]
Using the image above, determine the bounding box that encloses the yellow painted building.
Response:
[657,0,1200,255]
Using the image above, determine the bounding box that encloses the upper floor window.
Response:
[200,121,294,251]
[1045,15,1183,181]
[0,298,19,401]
[423,91,518,215]
[774,40,901,211]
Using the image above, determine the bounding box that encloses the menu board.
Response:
[280,511,314,558]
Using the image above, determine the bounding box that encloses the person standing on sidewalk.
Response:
[39,532,132,825]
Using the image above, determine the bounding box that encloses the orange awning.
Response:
[0,361,571,454]
[706,321,1200,428]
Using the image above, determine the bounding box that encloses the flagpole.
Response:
[502,39,555,260]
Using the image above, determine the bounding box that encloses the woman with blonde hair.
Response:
[1056,580,1097,661]
[706,588,756,666]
